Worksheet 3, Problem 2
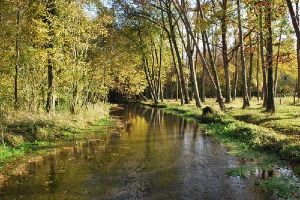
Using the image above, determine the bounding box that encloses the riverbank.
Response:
[141,100,300,198]
[0,104,113,168]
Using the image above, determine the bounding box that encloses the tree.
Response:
[44,0,56,113]
[237,0,250,108]
[220,0,231,103]
[286,0,300,98]
[265,0,275,112]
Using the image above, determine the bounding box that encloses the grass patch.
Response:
[0,103,112,167]
[226,165,255,178]
[0,141,55,167]
[260,177,300,199]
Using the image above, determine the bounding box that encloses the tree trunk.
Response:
[169,25,189,104]
[265,1,275,112]
[200,33,206,102]
[14,0,20,110]
[256,37,260,102]
[70,82,78,114]
[45,0,56,113]
[221,0,231,103]
[176,18,202,108]
[233,49,239,100]
[259,8,268,106]
[274,25,283,96]
[187,35,202,107]
[248,35,254,99]
[138,30,158,104]
[168,36,184,105]
[286,0,300,98]
[237,0,250,108]
[204,32,225,110]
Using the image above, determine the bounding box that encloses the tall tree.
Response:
[265,0,275,112]
[258,6,267,106]
[237,0,250,108]
[220,0,231,103]
[286,0,300,98]
[44,0,56,113]
[14,0,21,109]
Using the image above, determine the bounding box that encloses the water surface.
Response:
[0,104,267,199]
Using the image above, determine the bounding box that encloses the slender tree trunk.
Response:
[296,0,300,98]
[259,8,267,106]
[168,22,189,104]
[248,35,254,99]
[265,1,275,112]
[187,35,202,107]
[237,0,250,108]
[45,0,56,113]
[200,33,206,102]
[297,41,300,98]
[158,35,163,102]
[233,49,239,100]
[176,75,179,101]
[176,18,202,107]
[46,58,55,112]
[221,0,231,103]
[143,57,158,104]
[256,37,260,102]
[168,36,184,105]
[286,0,300,98]
[274,25,283,96]
[174,0,224,109]
[138,30,158,104]
[204,32,225,109]
[14,0,20,110]
[195,0,224,109]
[159,0,184,104]
[70,82,78,114]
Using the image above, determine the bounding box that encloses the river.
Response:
[0,104,268,199]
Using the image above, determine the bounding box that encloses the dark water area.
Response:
[0,104,269,200]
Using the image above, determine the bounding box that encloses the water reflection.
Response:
[0,104,268,200]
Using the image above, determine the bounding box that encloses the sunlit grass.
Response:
[150,97,300,135]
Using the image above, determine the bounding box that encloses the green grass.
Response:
[143,99,300,161]
[226,165,255,178]
[0,103,113,167]
[0,141,54,167]
[260,177,300,199]
[150,98,300,135]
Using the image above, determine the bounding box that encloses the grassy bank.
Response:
[141,100,300,198]
[0,104,112,167]
[142,99,300,161]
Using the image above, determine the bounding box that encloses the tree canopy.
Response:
[1,0,300,113]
